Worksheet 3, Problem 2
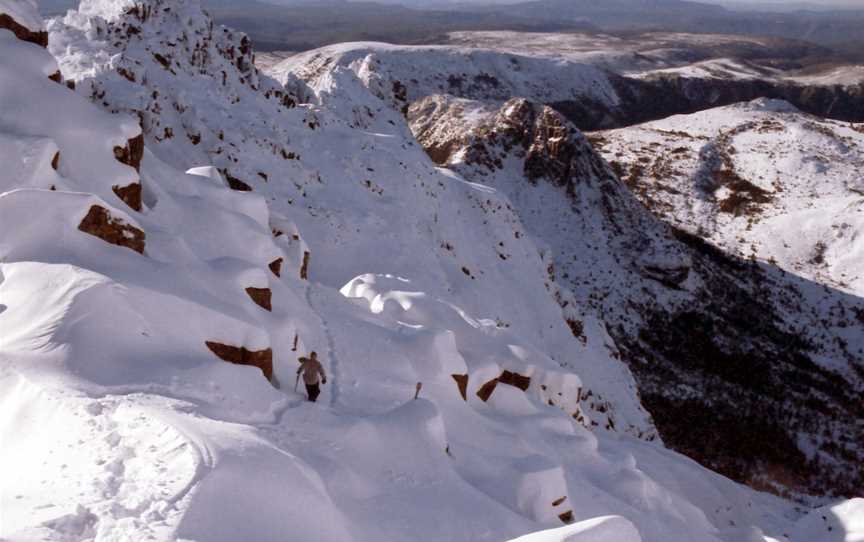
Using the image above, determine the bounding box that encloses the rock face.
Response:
[0,12,47,47]
[78,205,145,254]
[111,182,142,212]
[205,342,273,381]
[268,258,283,278]
[245,287,273,312]
[451,374,468,401]
[48,0,300,193]
[407,95,864,498]
[113,134,145,173]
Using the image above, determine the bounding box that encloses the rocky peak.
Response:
[49,0,303,192]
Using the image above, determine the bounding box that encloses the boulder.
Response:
[246,287,272,312]
[205,342,273,381]
[113,134,144,172]
[77,205,145,254]
[112,182,142,212]
[0,13,48,48]
[451,374,468,401]
[268,257,283,278]
[499,370,531,391]
[476,378,499,402]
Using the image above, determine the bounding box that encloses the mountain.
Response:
[1,0,862,540]
[593,99,864,296]
[269,40,864,499]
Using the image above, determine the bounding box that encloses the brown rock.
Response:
[223,171,252,192]
[476,378,499,402]
[112,182,143,212]
[558,511,574,524]
[205,341,273,381]
[269,257,283,278]
[0,14,48,47]
[551,496,567,507]
[113,134,145,173]
[300,251,310,280]
[51,152,59,171]
[245,287,272,312]
[451,374,469,401]
[49,71,62,83]
[78,205,145,254]
[499,370,531,391]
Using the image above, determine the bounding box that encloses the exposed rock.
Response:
[269,257,283,278]
[223,171,252,192]
[0,13,48,48]
[451,374,468,401]
[498,370,531,391]
[205,341,273,381]
[112,182,143,212]
[48,71,62,83]
[77,205,145,254]
[51,151,59,171]
[551,496,567,507]
[300,251,310,280]
[558,511,574,524]
[113,134,145,172]
[476,378,498,402]
[408,91,864,497]
[245,287,272,312]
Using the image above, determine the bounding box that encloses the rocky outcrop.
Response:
[451,374,468,401]
[245,287,272,312]
[268,257,283,278]
[476,378,498,402]
[475,371,532,402]
[299,251,310,280]
[408,94,864,498]
[498,370,531,391]
[78,205,145,254]
[223,171,252,192]
[205,341,273,381]
[112,182,142,212]
[113,134,145,173]
[0,13,47,48]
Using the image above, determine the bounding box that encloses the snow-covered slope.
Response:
[593,98,864,296]
[269,37,864,134]
[0,1,832,541]
[272,38,864,500]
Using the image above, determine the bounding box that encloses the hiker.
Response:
[296,351,327,402]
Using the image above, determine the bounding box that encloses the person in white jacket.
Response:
[296,351,327,402]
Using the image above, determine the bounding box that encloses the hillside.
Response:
[5,0,854,541]
[270,40,864,500]
[593,99,864,296]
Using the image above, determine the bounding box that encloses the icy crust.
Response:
[0,0,42,32]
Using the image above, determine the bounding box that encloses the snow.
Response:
[507,515,641,542]
[0,0,857,541]
[597,98,864,297]
[270,41,621,112]
[790,499,864,542]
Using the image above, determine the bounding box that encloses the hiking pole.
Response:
[294,374,300,393]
